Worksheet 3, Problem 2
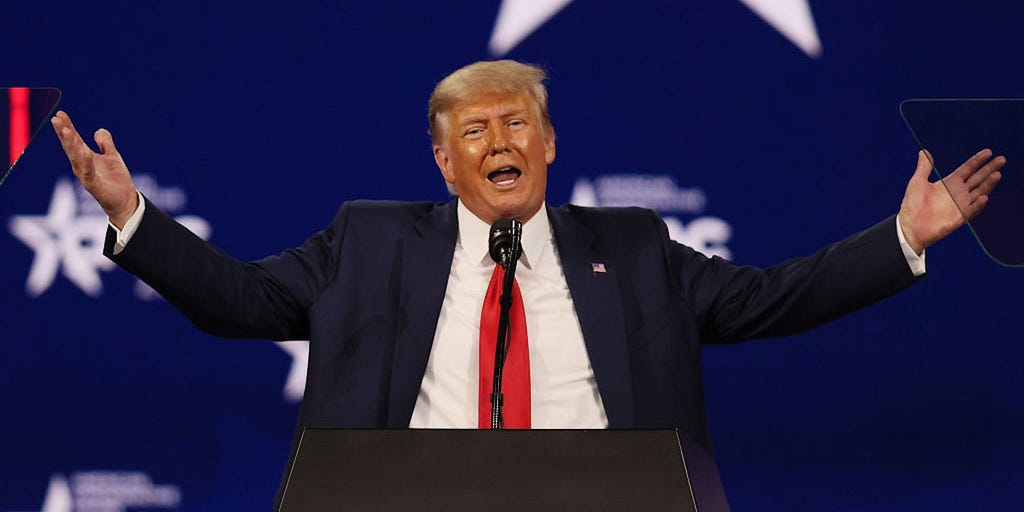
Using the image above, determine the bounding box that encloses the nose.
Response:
[489,124,509,155]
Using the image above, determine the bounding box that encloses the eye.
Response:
[463,126,485,138]
[507,119,525,128]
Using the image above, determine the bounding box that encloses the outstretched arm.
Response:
[51,110,139,228]
[50,110,334,340]
[898,149,1004,254]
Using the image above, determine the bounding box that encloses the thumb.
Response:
[94,128,119,156]
[913,149,934,181]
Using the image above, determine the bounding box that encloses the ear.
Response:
[433,144,456,184]
[544,125,557,165]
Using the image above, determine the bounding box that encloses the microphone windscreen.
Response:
[489,219,514,265]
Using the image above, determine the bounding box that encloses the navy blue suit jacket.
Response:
[106,196,917,502]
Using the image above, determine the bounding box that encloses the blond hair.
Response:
[428,60,551,143]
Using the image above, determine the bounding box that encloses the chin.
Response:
[504,203,542,222]
[484,191,540,220]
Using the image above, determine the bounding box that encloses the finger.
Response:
[970,168,1002,199]
[963,194,989,219]
[966,155,1005,191]
[951,148,993,181]
[52,110,85,147]
[50,111,78,153]
[913,149,935,181]
[94,128,119,156]
[51,111,94,165]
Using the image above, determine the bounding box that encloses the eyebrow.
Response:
[457,108,527,128]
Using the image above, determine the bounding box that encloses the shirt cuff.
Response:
[109,190,146,255]
[896,216,926,276]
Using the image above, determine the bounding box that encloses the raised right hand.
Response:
[897,148,1003,254]
[51,110,139,228]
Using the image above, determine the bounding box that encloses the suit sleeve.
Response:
[105,195,349,340]
[660,212,922,344]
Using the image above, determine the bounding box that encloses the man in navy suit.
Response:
[53,59,1002,497]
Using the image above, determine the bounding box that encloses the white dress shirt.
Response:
[409,200,609,428]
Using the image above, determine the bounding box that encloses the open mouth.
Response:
[487,166,522,187]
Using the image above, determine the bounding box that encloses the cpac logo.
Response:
[570,174,733,260]
[8,175,211,299]
[28,471,182,512]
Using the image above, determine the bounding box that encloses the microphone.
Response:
[488,219,522,269]
[487,218,523,428]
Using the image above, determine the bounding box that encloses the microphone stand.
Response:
[490,220,522,429]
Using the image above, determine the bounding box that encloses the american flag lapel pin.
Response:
[591,262,607,274]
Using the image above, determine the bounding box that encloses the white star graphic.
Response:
[489,0,822,58]
[277,340,309,403]
[489,0,575,56]
[8,178,212,299]
[8,180,114,297]
[39,474,72,512]
[738,0,822,57]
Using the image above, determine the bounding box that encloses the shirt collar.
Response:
[456,199,551,270]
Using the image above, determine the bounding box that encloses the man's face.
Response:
[433,92,555,224]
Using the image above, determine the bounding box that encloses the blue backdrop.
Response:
[3,1,1022,510]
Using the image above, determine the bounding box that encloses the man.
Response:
[53,59,1002,497]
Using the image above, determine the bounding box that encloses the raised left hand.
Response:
[897,149,1004,254]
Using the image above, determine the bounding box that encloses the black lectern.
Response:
[278,429,729,512]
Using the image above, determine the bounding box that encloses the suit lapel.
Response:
[387,200,458,427]
[548,206,635,428]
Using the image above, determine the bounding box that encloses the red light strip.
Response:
[9,87,30,167]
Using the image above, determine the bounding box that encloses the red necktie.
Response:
[479,264,530,429]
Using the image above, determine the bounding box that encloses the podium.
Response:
[277,429,729,511]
